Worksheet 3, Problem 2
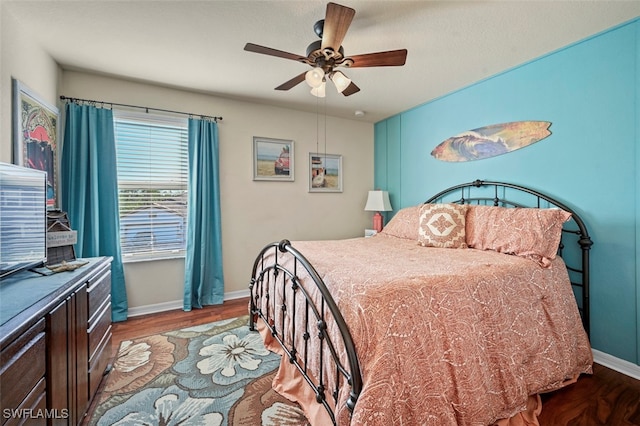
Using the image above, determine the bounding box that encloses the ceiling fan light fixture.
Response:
[244,2,407,98]
[330,71,351,93]
[310,81,326,97]
[305,67,325,88]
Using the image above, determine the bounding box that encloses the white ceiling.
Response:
[4,0,639,123]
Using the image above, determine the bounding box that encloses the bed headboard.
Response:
[424,179,593,335]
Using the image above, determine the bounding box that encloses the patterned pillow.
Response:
[466,205,572,267]
[418,203,467,248]
[379,205,421,240]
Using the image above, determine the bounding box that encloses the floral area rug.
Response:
[89,315,310,426]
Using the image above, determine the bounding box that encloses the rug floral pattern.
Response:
[90,315,310,425]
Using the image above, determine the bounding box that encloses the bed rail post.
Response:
[577,231,593,335]
[249,239,363,423]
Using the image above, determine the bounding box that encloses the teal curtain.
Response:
[184,118,224,310]
[60,102,128,322]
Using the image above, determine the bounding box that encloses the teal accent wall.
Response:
[374,116,402,223]
[635,16,640,367]
[374,19,639,365]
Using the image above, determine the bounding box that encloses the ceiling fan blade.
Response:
[275,72,307,91]
[321,2,355,53]
[341,81,360,97]
[347,49,408,68]
[244,43,308,63]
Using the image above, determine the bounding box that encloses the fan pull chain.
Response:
[323,94,327,160]
[316,94,320,156]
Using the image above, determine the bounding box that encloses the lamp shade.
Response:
[364,190,392,212]
[310,81,326,98]
[305,67,325,88]
[330,71,352,93]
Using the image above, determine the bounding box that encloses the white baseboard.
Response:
[127,289,250,318]
[128,300,183,317]
[224,289,251,301]
[592,349,640,380]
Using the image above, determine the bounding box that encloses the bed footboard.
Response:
[249,239,362,424]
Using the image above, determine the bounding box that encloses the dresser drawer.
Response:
[88,301,111,361]
[0,319,46,419]
[3,378,47,426]
[87,268,111,322]
[88,328,112,400]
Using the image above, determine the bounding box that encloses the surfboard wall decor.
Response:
[431,121,552,162]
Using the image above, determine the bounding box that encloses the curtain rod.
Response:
[59,95,222,122]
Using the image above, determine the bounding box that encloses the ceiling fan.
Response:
[244,2,408,97]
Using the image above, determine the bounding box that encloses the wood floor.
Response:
[97,297,640,426]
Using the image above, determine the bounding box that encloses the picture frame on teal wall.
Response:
[12,78,59,208]
[253,136,294,181]
[309,153,342,193]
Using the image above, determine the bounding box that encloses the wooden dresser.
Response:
[0,257,112,426]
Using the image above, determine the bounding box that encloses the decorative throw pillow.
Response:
[466,205,572,267]
[418,203,467,248]
[379,205,421,240]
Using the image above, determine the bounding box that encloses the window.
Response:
[114,110,188,261]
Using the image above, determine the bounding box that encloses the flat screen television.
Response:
[0,162,47,278]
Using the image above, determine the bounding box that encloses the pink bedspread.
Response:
[256,234,593,425]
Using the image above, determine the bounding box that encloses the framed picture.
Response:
[12,78,59,208]
[253,137,294,181]
[309,153,343,193]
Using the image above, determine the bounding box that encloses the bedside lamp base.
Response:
[372,212,384,233]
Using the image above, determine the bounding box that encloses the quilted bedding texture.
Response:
[256,234,593,425]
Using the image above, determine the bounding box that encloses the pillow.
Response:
[418,203,467,248]
[379,205,421,240]
[466,205,572,267]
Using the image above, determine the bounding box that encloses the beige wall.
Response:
[60,71,375,311]
[1,5,61,163]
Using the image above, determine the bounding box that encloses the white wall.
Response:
[60,71,374,310]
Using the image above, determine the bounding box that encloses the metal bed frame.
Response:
[249,179,592,424]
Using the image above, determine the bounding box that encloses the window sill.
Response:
[122,252,186,264]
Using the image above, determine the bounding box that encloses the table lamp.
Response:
[364,190,392,233]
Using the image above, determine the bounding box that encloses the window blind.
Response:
[0,163,47,275]
[113,110,188,260]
